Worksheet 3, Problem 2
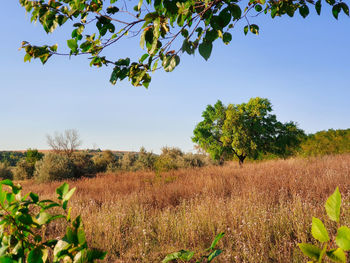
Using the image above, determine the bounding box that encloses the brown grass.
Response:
[21,154,350,262]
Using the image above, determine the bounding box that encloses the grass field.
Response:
[21,154,350,262]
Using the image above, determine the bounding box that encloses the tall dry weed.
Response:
[21,154,350,262]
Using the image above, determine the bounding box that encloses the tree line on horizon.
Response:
[0,126,349,182]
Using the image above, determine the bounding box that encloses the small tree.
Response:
[92,150,117,173]
[193,98,305,166]
[34,153,75,182]
[47,129,82,156]
[25,148,43,166]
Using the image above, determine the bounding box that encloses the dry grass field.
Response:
[21,154,350,262]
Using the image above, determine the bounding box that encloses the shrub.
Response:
[154,147,184,172]
[133,147,157,171]
[0,179,106,262]
[13,159,34,180]
[0,161,13,180]
[183,153,212,168]
[120,152,137,171]
[34,153,75,182]
[92,150,116,173]
[25,148,43,166]
[106,162,121,173]
[71,151,95,177]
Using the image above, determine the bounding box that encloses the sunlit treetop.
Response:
[19,0,349,88]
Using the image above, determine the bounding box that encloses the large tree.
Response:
[193,98,305,165]
[19,0,349,88]
[192,100,234,164]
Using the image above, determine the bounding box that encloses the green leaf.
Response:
[63,187,76,203]
[298,243,322,261]
[56,183,69,199]
[255,4,262,12]
[210,232,225,250]
[222,32,232,44]
[326,248,346,262]
[198,41,212,61]
[0,256,16,263]
[1,180,13,187]
[299,5,310,18]
[162,250,194,262]
[208,249,222,262]
[30,192,39,203]
[77,228,86,245]
[140,53,149,63]
[325,187,341,222]
[137,0,143,11]
[162,55,180,72]
[18,213,33,225]
[86,249,107,260]
[36,212,50,225]
[27,248,43,263]
[229,4,242,20]
[333,4,342,19]
[67,39,78,52]
[311,217,329,242]
[106,6,119,14]
[336,226,350,251]
[340,3,349,16]
[24,53,32,62]
[244,25,248,35]
[250,24,259,35]
[315,0,322,15]
[53,240,70,258]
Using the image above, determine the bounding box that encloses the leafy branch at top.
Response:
[19,0,349,88]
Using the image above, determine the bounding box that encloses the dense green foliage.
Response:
[300,129,350,157]
[0,152,25,166]
[299,188,350,262]
[19,0,349,87]
[0,179,106,262]
[25,149,44,166]
[193,98,305,165]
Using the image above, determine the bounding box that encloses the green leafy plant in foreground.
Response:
[0,179,106,262]
[162,232,225,262]
[299,187,350,262]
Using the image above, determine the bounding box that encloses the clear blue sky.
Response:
[1,1,349,153]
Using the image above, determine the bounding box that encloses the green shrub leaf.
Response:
[208,249,222,262]
[326,248,346,262]
[210,232,225,250]
[162,250,194,262]
[311,217,330,242]
[325,187,341,222]
[27,248,43,263]
[298,243,322,260]
[336,226,350,251]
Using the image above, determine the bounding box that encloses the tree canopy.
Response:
[192,98,305,165]
[19,0,349,88]
[300,128,350,156]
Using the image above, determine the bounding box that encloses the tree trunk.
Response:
[238,155,246,167]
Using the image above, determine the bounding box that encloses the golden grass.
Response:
[21,154,350,262]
